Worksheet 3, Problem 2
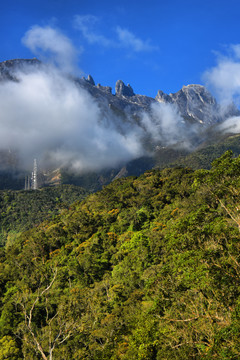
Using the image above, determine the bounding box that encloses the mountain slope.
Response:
[1,151,240,359]
[0,184,89,246]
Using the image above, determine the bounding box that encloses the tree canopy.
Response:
[1,151,240,359]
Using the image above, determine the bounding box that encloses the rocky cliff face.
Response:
[115,80,135,97]
[156,84,219,125]
[79,74,239,127]
[0,58,41,82]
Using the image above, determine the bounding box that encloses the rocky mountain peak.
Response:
[172,84,219,124]
[0,58,40,67]
[155,90,171,103]
[96,83,112,94]
[0,58,41,82]
[115,80,135,97]
[179,84,216,105]
[86,75,95,86]
[155,84,223,125]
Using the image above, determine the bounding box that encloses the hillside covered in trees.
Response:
[1,151,240,359]
[0,185,89,247]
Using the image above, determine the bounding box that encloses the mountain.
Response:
[1,58,236,125]
[0,58,239,191]
[79,71,239,127]
[78,73,233,126]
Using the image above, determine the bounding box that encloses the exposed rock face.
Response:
[171,85,218,124]
[96,84,112,94]
[115,80,135,97]
[0,58,41,82]
[86,75,95,86]
[156,84,232,125]
[156,90,172,103]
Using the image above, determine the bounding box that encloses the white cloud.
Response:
[230,44,240,59]
[73,15,113,47]
[140,102,191,147]
[22,25,80,74]
[219,115,240,133]
[116,27,158,52]
[74,14,158,52]
[203,45,240,106]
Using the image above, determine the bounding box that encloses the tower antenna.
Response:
[32,158,38,190]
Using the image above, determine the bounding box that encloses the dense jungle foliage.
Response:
[1,151,240,359]
[0,185,89,246]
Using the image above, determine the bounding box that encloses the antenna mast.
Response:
[24,159,38,190]
[32,158,38,190]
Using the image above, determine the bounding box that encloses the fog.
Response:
[0,66,147,172]
[140,102,192,147]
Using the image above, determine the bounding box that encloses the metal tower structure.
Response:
[24,159,39,190]
[32,158,38,190]
[24,175,31,190]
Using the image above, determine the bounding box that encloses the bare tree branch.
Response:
[17,268,58,360]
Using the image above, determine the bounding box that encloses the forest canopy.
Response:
[1,151,240,359]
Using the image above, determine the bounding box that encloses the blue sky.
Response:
[1,0,240,98]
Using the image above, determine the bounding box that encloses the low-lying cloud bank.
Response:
[140,102,191,147]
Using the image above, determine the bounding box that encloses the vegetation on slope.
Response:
[166,133,240,170]
[1,151,240,359]
[0,185,89,247]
